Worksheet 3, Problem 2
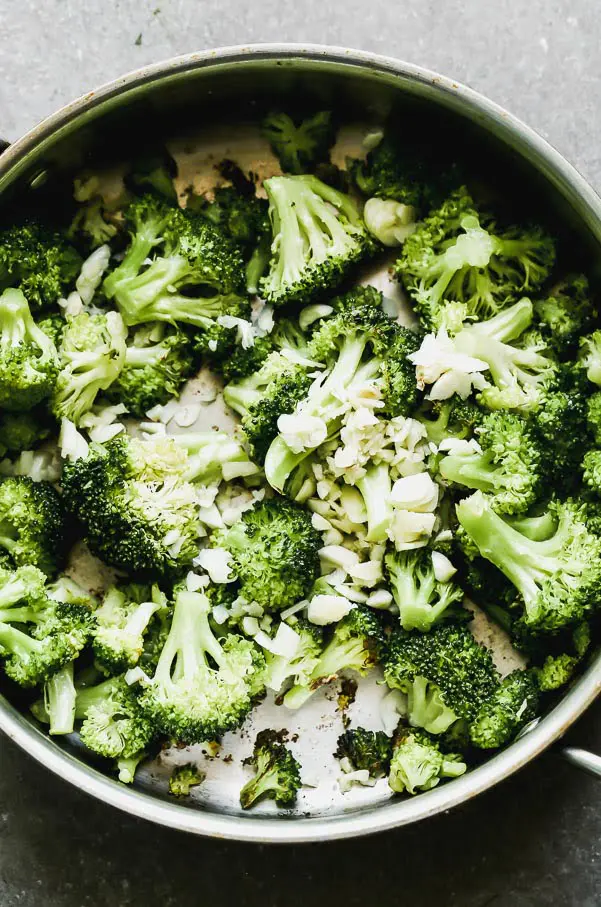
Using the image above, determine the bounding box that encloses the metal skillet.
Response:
[0,44,600,843]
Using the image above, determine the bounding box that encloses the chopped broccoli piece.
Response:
[62,434,201,577]
[453,298,557,412]
[388,725,467,794]
[579,330,601,385]
[139,589,265,743]
[169,762,205,797]
[384,621,499,734]
[259,175,374,306]
[106,322,196,417]
[284,606,385,709]
[262,111,335,174]
[534,274,597,358]
[93,582,168,673]
[52,310,127,425]
[335,727,392,778]
[174,430,260,484]
[125,147,179,203]
[0,476,67,576]
[75,675,156,759]
[0,565,92,687]
[212,498,321,612]
[0,222,81,308]
[43,662,77,735]
[0,288,59,411]
[240,729,302,809]
[0,409,52,457]
[396,188,555,329]
[103,195,246,332]
[418,398,483,446]
[587,392,601,445]
[385,548,465,632]
[533,365,589,492]
[439,411,544,514]
[380,324,423,418]
[456,492,601,632]
[265,618,325,693]
[469,669,539,749]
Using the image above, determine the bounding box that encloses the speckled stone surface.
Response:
[0,2,600,904]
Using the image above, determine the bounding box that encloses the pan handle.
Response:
[560,746,601,778]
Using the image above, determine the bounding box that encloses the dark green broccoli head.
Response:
[395,188,555,330]
[587,392,601,446]
[190,184,270,250]
[212,498,321,611]
[259,175,374,306]
[218,333,274,383]
[381,325,423,418]
[335,727,392,778]
[262,110,335,175]
[457,492,601,633]
[52,310,127,425]
[534,274,596,358]
[125,147,179,203]
[0,476,67,577]
[106,322,196,418]
[350,134,462,214]
[469,669,539,749]
[0,222,81,308]
[418,398,484,446]
[0,288,59,411]
[168,762,205,797]
[75,675,156,759]
[439,411,543,515]
[139,590,266,743]
[242,364,313,464]
[384,622,499,733]
[533,365,589,491]
[62,434,201,578]
[0,409,52,457]
[388,724,466,795]
[240,728,302,809]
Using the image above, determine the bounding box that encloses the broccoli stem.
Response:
[0,289,57,360]
[283,636,368,710]
[357,462,392,542]
[439,450,501,492]
[152,591,224,691]
[45,663,76,735]
[0,622,43,660]
[104,214,167,299]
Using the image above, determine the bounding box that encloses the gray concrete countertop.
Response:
[0,1,600,904]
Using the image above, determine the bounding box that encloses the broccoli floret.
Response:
[0,222,81,308]
[105,322,195,417]
[439,411,543,514]
[0,565,92,687]
[93,583,168,673]
[174,430,260,484]
[380,324,423,418]
[68,197,119,249]
[116,750,148,784]
[533,366,589,491]
[587,392,601,445]
[52,311,127,425]
[418,398,483,447]
[125,148,179,203]
[396,188,555,330]
[169,762,205,797]
[0,409,52,457]
[262,111,335,175]
[456,492,601,632]
[283,606,385,709]
[335,727,392,778]
[384,621,499,734]
[264,307,392,491]
[583,449,601,493]
[453,298,557,412]
[43,662,77,735]
[75,675,156,759]
[103,195,246,331]
[469,669,539,749]
[388,725,467,795]
[265,618,325,693]
[239,729,302,809]
[212,498,321,612]
[533,624,592,692]
[62,434,201,577]
[259,175,374,306]
[0,476,67,576]
[385,548,465,632]
[139,589,265,743]
[350,134,461,213]
[579,330,601,385]
[0,288,59,411]
[534,274,596,358]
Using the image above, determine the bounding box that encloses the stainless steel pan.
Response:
[0,44,600,843]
